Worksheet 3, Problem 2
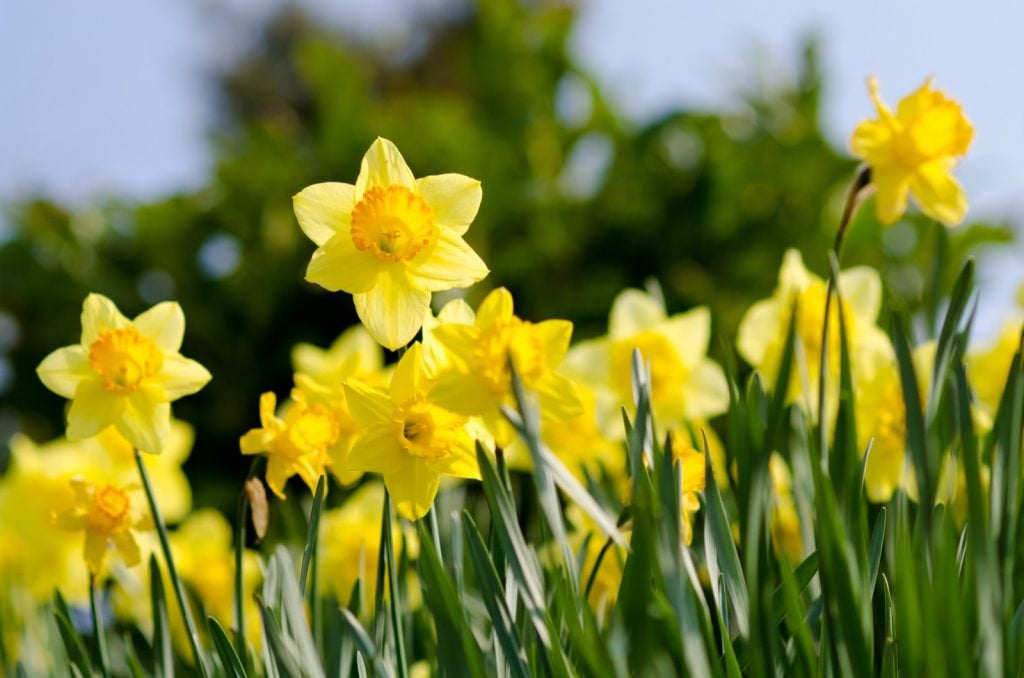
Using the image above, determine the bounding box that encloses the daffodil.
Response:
[667,432,707,545]
[967,320,1023,427]
[851,77,973,226]
[239,389,334,499]
[295,137,490,350]
[567,505,625,617]
[36,294,211,453]
[292,325,386,484]
[737,249,890,414]
[567,288,728,430]
[768,454,802,561]
[53,477,152,575]
[344,343,479,520]
[429,287,582,448]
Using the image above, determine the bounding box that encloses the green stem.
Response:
[384,490,409,678]
[89,574,111,678]
[428,505,443,568]
[136,451,210,677]
[299,474,326,660]
[234,456,264,665]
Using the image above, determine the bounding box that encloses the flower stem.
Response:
[234,455,264,665]
[299,474,326,659]
[383,490,409,678]
[89,573,111,678]
[136,450,209,677]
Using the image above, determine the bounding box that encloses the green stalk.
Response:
[234,455,264,664]
[384,490,409,678]
[428,505,443,568]
[136,450,210,677]
[89,574,111,678]
[299,474,326,658]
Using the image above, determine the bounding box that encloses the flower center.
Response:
[89,485,131,532]
[350,185,437,262]
[88,328,164,392]
[396,399,464,460]
[283,403,340,459]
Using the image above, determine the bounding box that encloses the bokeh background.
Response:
[1,0,1021,512]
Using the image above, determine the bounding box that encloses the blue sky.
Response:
[2,0,1021,334]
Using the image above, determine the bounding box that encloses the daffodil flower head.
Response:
[851,76,973,226]
[344,343,480,520]
[737,250,890,413]
[294,137,490,350]
[667,432,706,545]
[239,389,335,499]
[36,294,211,454]
[53,476,152,575]
[566,288,728,430]
[429,287,583,448]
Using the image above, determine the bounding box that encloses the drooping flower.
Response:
[430,287,582,448]
[737,249,890,414]
[851,77,973,226]
[567,288,728,430]
[239,389,335,499]
[36,294,211,453]
[292,325,386,484]
[343,343,479,520]
[53,477,152,575]
[295,138,490,350]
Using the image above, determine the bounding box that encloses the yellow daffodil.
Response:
[667,432,706,545]
[967,320,1023,427]
[319,482,417,605]
[768,454,803,561]
[737,249,890,414]
[295,137,490,350]
[567,288,728,430]
[343,343,479,520]
[36,294,211,453]
[429,287,582,448]
[567,505,625,618]
[292,325,386,485]
[239,389,334,499]
[53,477,152,575]
[851,77,973,226]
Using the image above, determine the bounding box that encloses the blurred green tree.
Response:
[0,0,1011,507]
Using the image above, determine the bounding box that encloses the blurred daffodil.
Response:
[430,287,582,448]
[851,77,973,226]
[239,390,333,499]
[53,477,152,575]
[737,249,890,415]
[967,320,1023,427]
[344,343,479,520]
[768,454,803,561]
[295,137,489,350]
[667,432,706,545]
[567,288,728,429]
[36,294,211,453]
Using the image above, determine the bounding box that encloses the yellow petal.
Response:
[81,293,130,346]
[259,391,278,427]
[116,388,171,453]
[68,379,125,440]
[561,339,611,385]
[681,359,729,420]
[306,235,380,294]
[663,306,711,367]
[533,319,573,369]
[867,76,894,119]
[850,117,894,164]
[390,343,424,404]
[430,324,477,371]
[609,289,666,339]
[431,371,492,417]
[384,458,439,521]
[294,182,356,246]
[778,249,813,294]
[353,267,431,350]
[84,530,109,574]
[864,442,905,503]
[112,531,141,568]
[37,345,91,399]
[872,167,912,225]
[416,174,482,236]
[240,429,272,455]
[429,435,480,480]
[347,425,406,475]
[355,137,415,196]
[132,302,185,352]
[910,160,968,226]
[410,228,489,293]
[436,298,476,325]
[838,266,882,323]
[736,299,780,368]
[158,354,212,400]
[265,455,293,499]
[344,380,393,428]
[534,373,583,421]
[476,288,514,327]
